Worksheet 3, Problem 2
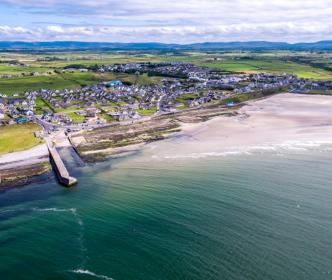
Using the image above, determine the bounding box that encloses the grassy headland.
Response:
[0,123,43,155]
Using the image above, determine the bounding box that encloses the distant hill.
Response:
[1,40,332,50]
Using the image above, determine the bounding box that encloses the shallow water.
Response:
[0,144,332,280]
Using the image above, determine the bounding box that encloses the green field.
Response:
[99,113,114,122]
[66,112,86,123]
[0,71,162,96]
[137,107,157,116]
[202,59,332,80]
[0,123,43,155]
[175,93,197,104]
[0,64,53,75]
[0,72,100,96]
[1,51,332,98]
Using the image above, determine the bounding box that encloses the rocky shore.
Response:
[69,104,235,162]
[0,144,51,190]
[0,161,51,190]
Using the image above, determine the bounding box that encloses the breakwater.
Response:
[46,140,77,187]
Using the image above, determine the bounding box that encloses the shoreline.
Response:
[0,144,51,189]
[2,92,332,188]
[77,92,332,161]
[0,161,51,190]
[147,93,332,160]
[0,144,49,168]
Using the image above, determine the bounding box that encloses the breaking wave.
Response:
[158,139,332,159]
[70,269,114,280]
[32,207,84,226]
[32,207,77,213]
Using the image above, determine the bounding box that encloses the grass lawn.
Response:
[66,112,86,123]
[137,107,157,116]
[176,105,188,110]
[175,93,197,104]
[99,113,114,122]
[0,123,43,155]
[136,74,162,85]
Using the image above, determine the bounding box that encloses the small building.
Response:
[86,108,97,118]
[0,99,6,110]
[15,116,28,124]
[107,80,123,87]
[0,109,4,119]
[26,110,34,116]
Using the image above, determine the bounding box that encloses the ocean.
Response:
[0,142,332,280]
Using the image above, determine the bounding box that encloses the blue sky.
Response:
[0,0,331,42]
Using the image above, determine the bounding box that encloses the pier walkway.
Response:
[46,139,77,187]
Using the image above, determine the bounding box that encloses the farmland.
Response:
[202,59,332,80]
[0,71,162,96]
[1,50,332,97]
[0,49,332,155]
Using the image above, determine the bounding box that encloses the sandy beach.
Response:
[0,144,49,170]
[149,93,332,159]
[0,144,50,188]
[2,92,332,177]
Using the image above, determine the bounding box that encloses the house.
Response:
[86,108,97,117]
[108,111,121,121]
[8,98,25,107]
[0,98,6,110]
[26,110,34,116]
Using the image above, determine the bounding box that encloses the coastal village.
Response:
[2,1,332,278]
[1,62,332,131]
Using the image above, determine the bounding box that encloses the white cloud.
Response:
[1,0,332,42]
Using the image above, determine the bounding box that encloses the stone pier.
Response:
[46,140,77,187]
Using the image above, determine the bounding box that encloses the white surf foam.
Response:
[158,139,332,160]
[70,269,114,280]
[31,207,77,214]
[162,151,250,159]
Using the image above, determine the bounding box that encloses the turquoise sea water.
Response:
[0,145,332,280]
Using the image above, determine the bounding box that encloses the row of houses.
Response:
[2,62,332,126]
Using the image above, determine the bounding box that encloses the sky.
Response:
[0,0,331,43]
